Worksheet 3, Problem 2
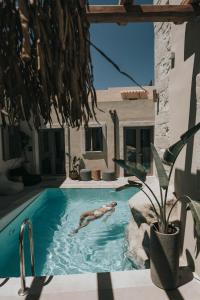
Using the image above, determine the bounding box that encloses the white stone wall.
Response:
[154,0,175,155]
[154,0,200,275]
[154,21,171,154]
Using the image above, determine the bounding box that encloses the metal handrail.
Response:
[18,218,35,296]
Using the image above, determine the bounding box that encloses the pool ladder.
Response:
[18,218,35,296]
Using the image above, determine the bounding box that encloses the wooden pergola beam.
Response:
[87,4,200,23]
[119,0,134,5]
[118,0,134,24]
[180,0,192,4]
[180,0,199,5]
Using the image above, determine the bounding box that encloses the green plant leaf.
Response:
[188,199,200,239]
[113,158,147,182]
[151,144,169,190]
[162,140,184,166]
[163,122,200,166]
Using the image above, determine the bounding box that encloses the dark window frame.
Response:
[85,126,103,152]
[1,125,22,161]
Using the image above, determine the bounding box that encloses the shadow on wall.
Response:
[176,20,200,198]
[79,158,85,170]
[109,110,120,176]
[175,21,200,266]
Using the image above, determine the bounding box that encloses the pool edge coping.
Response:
[0,269,200,299]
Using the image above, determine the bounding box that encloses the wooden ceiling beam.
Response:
[180,0,192,4]
[180,0,198,4]
[86,4,200,23]
[118,1,134,25]
[119,0,134,5]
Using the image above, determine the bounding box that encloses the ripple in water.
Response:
[35,188,138,275]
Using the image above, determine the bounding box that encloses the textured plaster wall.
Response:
[3,87,154,176]
[154,0,200,275]
[154,0,172,156]
[69,93,155,175]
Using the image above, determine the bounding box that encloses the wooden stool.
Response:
[92,169,101,181]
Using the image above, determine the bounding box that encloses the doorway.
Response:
[39,128,65,175]
[124,126,154,176]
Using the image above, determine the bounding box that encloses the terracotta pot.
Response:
[69,170,79,180]
[92,169,101,181]
[150,222,180,290]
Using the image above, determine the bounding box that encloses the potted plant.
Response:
[69,156,81,180]
[113,122,200,290]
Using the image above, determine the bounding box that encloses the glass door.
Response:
[39,129,65,175]
[124,126,153,176]
[140,128,152,174]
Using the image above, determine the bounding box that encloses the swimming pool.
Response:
[0,188,138,277]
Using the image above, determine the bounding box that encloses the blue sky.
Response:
[89,0,154,89]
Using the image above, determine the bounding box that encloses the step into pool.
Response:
[0,188,138,277]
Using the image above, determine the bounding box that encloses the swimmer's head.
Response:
[110,201,117,207]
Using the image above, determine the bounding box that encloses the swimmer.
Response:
[69,201,117,235]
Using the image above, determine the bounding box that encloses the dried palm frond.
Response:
[0,0,96,129]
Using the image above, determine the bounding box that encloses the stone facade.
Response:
[154,0,173,155]
[154,0,200,275]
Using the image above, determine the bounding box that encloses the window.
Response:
[85,127,103,152]
[2,126,22,160]
[81,122,106,155]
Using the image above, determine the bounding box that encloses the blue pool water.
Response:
[0,188,138,277]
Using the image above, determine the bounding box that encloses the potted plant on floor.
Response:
[113,122,200,290]
[69,156,81,180]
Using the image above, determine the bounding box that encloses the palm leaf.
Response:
[163,122,200,166]
[188,199,200,239]
[151,144,169,190]
[113,159,147,182]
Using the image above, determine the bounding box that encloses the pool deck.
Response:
[1,269,200,300]
[60,176,132,188]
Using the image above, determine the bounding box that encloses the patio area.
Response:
[1,0,200,299]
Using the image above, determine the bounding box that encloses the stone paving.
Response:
[1,269,200,300]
